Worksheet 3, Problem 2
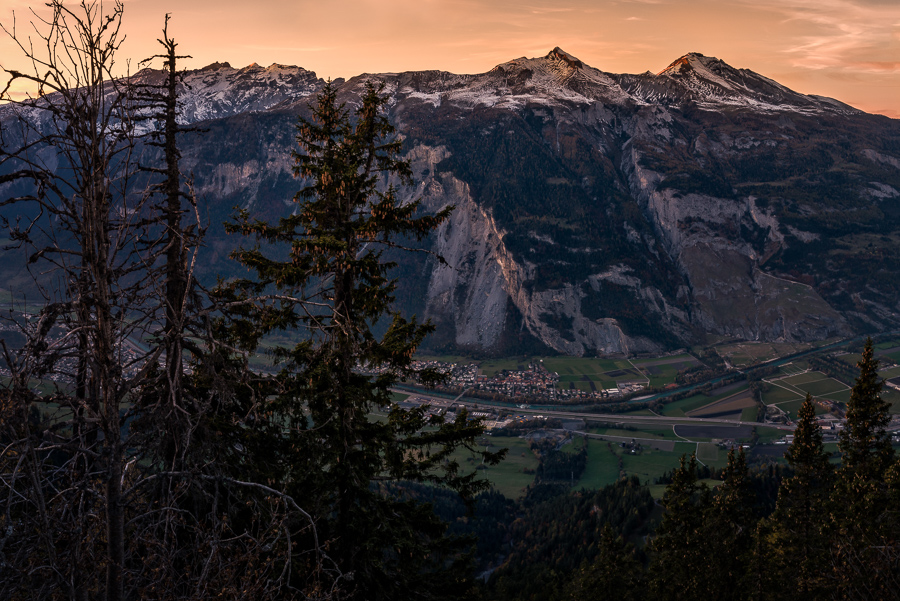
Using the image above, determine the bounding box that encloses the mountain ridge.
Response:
[3,49,899,356]
[140,48,862,129]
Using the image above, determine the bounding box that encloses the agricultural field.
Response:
[478,357,533,378]
[760,369,851,418]
[660,382,750,418]
[742,405,760,421]
[880,365,900,379]
[659,394,718,417]
[674,424,754,440]
[630,354,703,387]
[587,425,681,441]
[715,341,819,368]
[686,388,756,420]
[835,353,863,368]
[873,339,900,364]
[777,362,810,377]
[541,356,649,389]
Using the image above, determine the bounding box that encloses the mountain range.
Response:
[4,48,900,356]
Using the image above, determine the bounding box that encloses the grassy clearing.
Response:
[696,442,719,463]
[576,438,623,489]
[456,435,538,498]
[576,439,702,491]
[741,406,759,421]
[621,445,703,486]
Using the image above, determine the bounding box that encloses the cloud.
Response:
[738,0,900,72]
[848,61,900,72]
[523,5,576,14]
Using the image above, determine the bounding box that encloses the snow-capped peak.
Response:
[658,53,735,90]
[546,47,584,69]
[624,51,860,114]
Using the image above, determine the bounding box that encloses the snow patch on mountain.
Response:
[132,62,323,125]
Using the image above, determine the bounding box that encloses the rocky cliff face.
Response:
[5,49,899,355]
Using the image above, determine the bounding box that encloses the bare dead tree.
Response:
[0,3,335,599]
[0,3,145,598]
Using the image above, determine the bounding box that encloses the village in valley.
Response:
[370,338,900,497]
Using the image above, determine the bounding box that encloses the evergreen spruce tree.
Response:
[832,338,898,599]
[707,447,754,601]
[839,339,893,480]
[569,523,645,601]
[221,80,502,600]
[766,394,833,600]
[649,454,712,601]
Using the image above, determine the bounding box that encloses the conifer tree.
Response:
[649,454,712,600]
[839,338,893,480]
[766,394,833,600]
[707,447,754,600]
[569,523,644,601]
[831,339,898,599]
[222,80,502,600]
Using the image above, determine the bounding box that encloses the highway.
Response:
[394,387,795,432]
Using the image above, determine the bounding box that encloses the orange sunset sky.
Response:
[1,0,898,117]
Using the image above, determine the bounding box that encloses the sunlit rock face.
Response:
[6,49,900,355]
